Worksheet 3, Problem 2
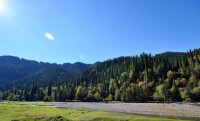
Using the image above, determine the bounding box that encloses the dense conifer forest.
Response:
[1,49,200,102]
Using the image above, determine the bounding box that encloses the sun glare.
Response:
[0,0,8,16]
[0,0,5,11]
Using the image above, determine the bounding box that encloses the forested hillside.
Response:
[1,49,200,102]
[0,56,90,91]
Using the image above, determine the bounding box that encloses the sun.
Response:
[0,0,8,16]
[0,0,5,11]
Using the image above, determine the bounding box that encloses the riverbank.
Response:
[53,102,200,120]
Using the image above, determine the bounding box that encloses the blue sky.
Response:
[0,0,200,64]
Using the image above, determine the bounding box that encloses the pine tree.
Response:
[47,83,52,97]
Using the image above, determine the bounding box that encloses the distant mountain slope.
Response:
[62,62,91,76]
[155,51,186,61]
[0,56,53,81]
[0,56,91,91]
[14,67,72,89]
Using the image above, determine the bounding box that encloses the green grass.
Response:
[16,102,55,106]
[0,102,190,121]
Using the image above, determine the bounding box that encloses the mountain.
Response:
[0,55,91,91]
[1,49,200,102]
[155,51,186,62]
[62,62,91,76]
[13,67,72,90]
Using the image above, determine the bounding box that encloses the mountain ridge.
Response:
[0,55,91,91]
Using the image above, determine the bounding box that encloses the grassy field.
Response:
[0,102,191,121]
[16,102,55,106]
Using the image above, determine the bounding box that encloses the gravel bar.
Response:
[54,102,200,120]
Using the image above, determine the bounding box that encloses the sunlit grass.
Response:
[0,102,191,121]
[16,102,55,106]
